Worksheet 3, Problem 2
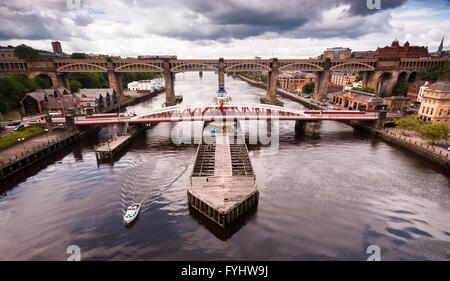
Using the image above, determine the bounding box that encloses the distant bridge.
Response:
[1,57,448,106]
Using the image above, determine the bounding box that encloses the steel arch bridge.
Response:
[73,104,378,126]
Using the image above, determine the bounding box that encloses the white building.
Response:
[127,78,165,93]
[417,81,430,103]
[353,81,363,89]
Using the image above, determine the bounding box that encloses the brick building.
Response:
[407,81,429,107]
[278,72,315,92]
[374,40,428,59]
[383,96,411,113]
[332,90,385,111]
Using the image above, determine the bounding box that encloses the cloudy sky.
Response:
[0,0,449,58]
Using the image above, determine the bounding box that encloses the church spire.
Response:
[438,35,444,52]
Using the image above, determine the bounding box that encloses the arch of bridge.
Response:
[56,63,108,72]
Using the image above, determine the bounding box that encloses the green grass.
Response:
[0,127,45,150]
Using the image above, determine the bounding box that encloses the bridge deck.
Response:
[188,123,258,228]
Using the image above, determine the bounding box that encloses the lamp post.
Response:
[18,137,25,152]
[44,128,49,142]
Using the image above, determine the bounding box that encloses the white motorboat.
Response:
[123,203,141,225]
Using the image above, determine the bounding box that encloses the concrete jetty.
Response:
[188,121,258,228]
[94,135,132,160]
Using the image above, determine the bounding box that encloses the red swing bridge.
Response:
[73,104,379,126]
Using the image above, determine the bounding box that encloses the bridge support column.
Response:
[65,115,77,131]
[218,58,225,92]
[261,58,283,106]
[108,71,123,98]
[57,73,71,89]
[376,110,387,129]
[163,59,178,107]
[313,58,331,102]
[295,120,320,137]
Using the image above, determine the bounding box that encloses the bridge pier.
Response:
[261,58,283,106]
[108,71,123,98]
[376,110,387,129]
[295,120,320,137]
[163,59,181,106]
[218,58,225,92]
[57,73,71,89]
[313,58,331,101]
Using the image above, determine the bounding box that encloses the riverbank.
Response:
[0,88,164,180]
[236,74,450,174]
[0,127,100,180]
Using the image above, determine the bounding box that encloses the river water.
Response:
[0,72,449,261]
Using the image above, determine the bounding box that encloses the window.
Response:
[426,107,429,114]
[430,108,434,115]
[439,109,443,116]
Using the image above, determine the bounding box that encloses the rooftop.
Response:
[428,81,450,91]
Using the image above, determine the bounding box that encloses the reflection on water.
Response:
[0,72,449,261]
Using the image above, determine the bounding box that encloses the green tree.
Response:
[260,75,268,84]
[71,52,88,59]
[70,80,82,93]
[392,81,410,96]
[394,115,422,134]
[417,61,450,82]
[14,44,40,59]
[356,71,364,82]
[353,87,375,93]
[303,82,315,94]
[33,76,50,89]
[418,123,449,144]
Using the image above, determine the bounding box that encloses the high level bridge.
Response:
[1,57,448,105]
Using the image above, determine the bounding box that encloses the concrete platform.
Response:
[188,124,258,228]
[94,135,132,160]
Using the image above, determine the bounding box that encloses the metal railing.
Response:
[385,129,449,160]
[0,131,75,169]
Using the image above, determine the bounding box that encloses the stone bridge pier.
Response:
[314,58,331,102]
[295,120,320,137]
[218,58,225,92]
[107,58,124,98]
[163,59,176,106]
[261,58,283,106]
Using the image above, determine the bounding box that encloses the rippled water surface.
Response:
[0,73,449,260]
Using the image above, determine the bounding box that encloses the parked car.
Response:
[14,124,25,132]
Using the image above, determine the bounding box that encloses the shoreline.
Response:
[0,89,163,181]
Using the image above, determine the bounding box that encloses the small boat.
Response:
[123,203,141,225]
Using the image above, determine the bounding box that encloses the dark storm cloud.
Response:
[346,0,407,15]
[0,0,94,41]
[0,0,440,42]
[136,0,415,40]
